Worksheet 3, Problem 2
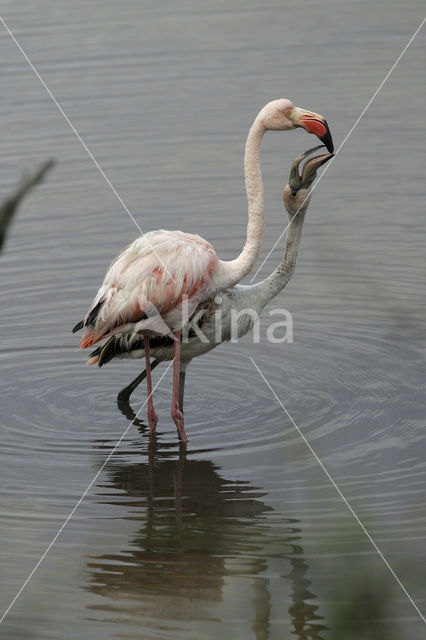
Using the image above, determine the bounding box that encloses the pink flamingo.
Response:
[73,99,333,442]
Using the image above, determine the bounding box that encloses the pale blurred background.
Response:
[0,1,425,638]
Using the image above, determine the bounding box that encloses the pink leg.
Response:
[171,332,188,443]
[144,336,158,434]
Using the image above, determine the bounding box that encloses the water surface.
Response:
[0,1,425,638]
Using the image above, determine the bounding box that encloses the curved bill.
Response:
[318,119,334,154]
[291,107,335,153]
[289,145,334,192]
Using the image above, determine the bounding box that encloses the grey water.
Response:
[0,1,425,638]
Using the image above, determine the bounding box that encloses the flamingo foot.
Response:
[171,404,188,443]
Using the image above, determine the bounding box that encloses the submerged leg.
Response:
[116,359,160,421]
[144,336,158,434]
[171,332,188,443]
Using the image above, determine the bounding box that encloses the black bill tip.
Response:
[319,119,334,153]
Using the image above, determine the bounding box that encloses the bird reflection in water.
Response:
[84,393,327,639]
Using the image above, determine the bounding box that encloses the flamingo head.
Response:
[283,144,333,216]
[260,99,334,153]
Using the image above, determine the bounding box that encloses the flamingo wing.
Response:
[73,230,217,349]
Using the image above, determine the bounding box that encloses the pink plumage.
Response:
[73,98,333,442]
[78,230,217,349]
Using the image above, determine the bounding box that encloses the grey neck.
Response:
[251,209,306,308]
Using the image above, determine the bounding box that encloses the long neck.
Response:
[216,117,266,288]
[251,208,307,309]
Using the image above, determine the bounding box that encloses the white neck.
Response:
[216,116,266,289]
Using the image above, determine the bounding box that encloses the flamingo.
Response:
[73,100,333,442]
[87,145,333,438]
[0,159,54,252]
